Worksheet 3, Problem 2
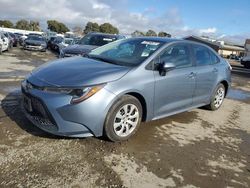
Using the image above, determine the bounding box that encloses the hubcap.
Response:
[214,87,225,108]
[113,104,139,137]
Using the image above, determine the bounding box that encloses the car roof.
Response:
[131,37,181,43]
[88,32,123,38]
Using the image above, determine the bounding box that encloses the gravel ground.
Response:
[0,48,250,188]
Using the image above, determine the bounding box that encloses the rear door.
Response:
[191,44,220,105]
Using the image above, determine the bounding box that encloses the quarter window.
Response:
[193,45,219,66]
[159,44,192,68]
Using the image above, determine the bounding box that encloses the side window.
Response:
[193,45,219,66]
[159,44,192,68]
[209,51,220,64]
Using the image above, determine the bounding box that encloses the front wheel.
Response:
[104,95,142,142]
[206,84,225,111]
[244,63,250,69]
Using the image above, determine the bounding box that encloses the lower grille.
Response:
[22,92,58,131]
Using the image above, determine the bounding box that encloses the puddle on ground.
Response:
[227,89,250,101]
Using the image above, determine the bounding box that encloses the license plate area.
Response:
[23,95,32,112]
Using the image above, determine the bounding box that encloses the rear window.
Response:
[79,34,118,46]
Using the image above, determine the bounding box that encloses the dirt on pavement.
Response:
[0,48,250,188]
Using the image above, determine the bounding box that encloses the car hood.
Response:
[62,44,98,55]
[28,57,130,87]
[242,56,250,61]
[25,39,46,45]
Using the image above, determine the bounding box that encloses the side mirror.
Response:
[158,62,176,76]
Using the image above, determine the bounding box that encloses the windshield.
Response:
[89,38,164,66]
[27,36,45,41]
[79,34,118,46]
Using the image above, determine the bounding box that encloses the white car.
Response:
[0,32,9,54]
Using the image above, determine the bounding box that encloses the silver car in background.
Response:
[21,37,231,141]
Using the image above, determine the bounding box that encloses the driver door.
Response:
[153,43,196,118]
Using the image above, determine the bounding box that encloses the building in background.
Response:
[184,35,245,58]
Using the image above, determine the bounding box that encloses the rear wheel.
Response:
[206,84,225,111]
[104,95,142,142]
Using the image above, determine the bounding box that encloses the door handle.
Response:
[212,68,218,73]
[188,72,196,78]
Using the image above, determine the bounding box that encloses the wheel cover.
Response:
[113,104,139,137]
[214,87,225,108]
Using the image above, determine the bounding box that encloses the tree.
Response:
[99,23,119,34]
[47,20,70,33]
[146,30,157,36]
[84,22,99,34]
[131,30,145,37]
[15,19,30,30]
[0,20,14,28]
[29,21,40,31]
[158,31,171,38]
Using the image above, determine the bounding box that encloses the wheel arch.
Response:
[125,92,147,122]
[220,80,229,96]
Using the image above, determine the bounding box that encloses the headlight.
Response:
[71,84,106,104]
[42,84,106,104]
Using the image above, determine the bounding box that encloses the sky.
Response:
[0,0,250,44]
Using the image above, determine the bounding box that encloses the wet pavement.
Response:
[0,48,250,187]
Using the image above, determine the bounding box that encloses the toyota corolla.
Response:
[21,37,231,141]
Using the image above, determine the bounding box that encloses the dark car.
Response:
[23,35,47,52]
[59,33,125,58]
[47,36,56,49]
[50,36,64,52]
[8,32,19,47]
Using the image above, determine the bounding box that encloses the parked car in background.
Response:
[0,32,9,54]
[57,38,74,51]
[8,32,19,47]
[23,35,47,52]
[227,54,241,61]
[241,39,250,69]
[59,33,125,58]
[3,32,13,49]
[19,34,28,46]
[47,36,56,49]
[49,36,64,52]
[22,38,231,141]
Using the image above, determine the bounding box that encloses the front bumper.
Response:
[24,45,46,51]
[21,82,116,137]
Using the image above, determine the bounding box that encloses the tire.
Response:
[104,95,142,142]
[244,63,250,69]
[206,84,225,111]
[0,45,2,55]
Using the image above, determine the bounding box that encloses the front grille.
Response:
[25,42,40,46]
[31,97,48,118]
